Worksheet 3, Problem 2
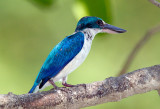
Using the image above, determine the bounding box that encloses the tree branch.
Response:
[117,0,160,76]
[149,0,160,8]
[0,65,160,109]
[118,24,160,76]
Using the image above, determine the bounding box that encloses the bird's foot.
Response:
[77,83,86,88]
[51,86,60,90]
[62,82,74,87]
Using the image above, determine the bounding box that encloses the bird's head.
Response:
[75,16,126,34]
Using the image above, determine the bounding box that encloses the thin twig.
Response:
[118,25,160,76]
[149,0,160,8]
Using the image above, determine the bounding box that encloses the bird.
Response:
[29,16,126,93]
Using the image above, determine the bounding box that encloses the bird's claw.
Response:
[62,82,75,87]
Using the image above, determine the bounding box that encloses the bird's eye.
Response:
[96,20,103,26]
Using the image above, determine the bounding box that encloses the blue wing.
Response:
[29,32,84,93]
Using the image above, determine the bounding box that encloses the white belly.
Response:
[52,36,92,82]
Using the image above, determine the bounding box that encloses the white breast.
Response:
[52,28,102,82]
[52,34,92,82]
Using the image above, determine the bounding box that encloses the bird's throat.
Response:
[82,29,101,40]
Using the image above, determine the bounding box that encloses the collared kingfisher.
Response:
[29,16,126,93]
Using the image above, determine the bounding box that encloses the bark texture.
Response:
[0,65,160,109]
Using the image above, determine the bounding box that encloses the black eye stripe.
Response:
[96,20,103,26]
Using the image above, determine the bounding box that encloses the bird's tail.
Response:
[28,83,39,93]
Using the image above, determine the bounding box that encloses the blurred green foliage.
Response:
[30,0,55,8]
[0,0,160,109]
[75,0,112,23]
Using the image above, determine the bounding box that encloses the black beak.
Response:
[101,24,127,33]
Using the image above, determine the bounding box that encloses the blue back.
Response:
[35,32,84,88]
